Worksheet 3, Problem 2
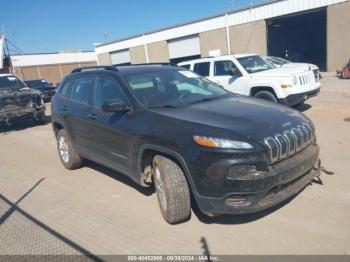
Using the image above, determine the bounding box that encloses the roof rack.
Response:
[116,63,179,67]
[71,66,118,73]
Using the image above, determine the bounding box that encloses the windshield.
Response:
[124,69,228,108]
[26,80,51,88]
[237,55,275,74]
[0,75,26,89]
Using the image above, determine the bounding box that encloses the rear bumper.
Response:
[279,87,320,106]
[194,144,320,215]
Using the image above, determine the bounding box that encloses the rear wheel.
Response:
[253,91,278,103]
[153,155,191,224]
[57,129,83,170]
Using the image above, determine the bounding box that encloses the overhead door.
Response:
[267,8,327,71]
[168,35,200,59]
[110,49,131,65]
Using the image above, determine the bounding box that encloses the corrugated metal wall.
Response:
[10,52,97,67]
[95,0,349,54]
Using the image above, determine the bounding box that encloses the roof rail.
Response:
[71,66,118,73]
[116,63,179,67]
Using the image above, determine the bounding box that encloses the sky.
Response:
[1,0,266,54]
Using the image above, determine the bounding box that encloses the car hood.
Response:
[251,66,310,77]
[150,96,311,145]
[282,63,318,70]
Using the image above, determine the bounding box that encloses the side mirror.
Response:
[102,99,130,113]
[229,69,242,78]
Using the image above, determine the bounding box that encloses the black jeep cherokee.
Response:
[51,65,321,224]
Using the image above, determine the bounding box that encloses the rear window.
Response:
[193,62,210,77]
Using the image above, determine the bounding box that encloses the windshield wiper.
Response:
[148,104,177,109]
[191,95,224,104]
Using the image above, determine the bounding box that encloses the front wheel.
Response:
[253,91,278,103]
[33,110,47,125]
[57,129,83,170]
[153,155,191,224]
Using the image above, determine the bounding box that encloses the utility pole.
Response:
[225,0,235,55]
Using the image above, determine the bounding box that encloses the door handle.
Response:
[61,106,68,112]
[87,113,97,120]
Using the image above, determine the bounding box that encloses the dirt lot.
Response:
[0,75,349,256]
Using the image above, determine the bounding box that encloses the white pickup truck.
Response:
[178,54,321,106]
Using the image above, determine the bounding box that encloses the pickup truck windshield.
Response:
[124,70,228,108]
[237,55,275,74]
[25,80,51,88]
[0,76,26,89]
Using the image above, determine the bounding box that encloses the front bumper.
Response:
[279,87,320,106]
[194,144,320,215]
[0,105,45,124]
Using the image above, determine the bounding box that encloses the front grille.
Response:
[298,71,315,86]
[264,122,315,164]
[313,69,320,82]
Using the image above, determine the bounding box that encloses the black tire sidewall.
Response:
[152,156,190,224]
[33,111,47,125]
[254,91,278,103]
[153,157,172,221]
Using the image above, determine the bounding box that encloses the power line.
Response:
[5,38,25,55]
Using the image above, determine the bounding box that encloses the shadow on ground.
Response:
[294,103,312,112]
[0,115,51,135]
[85,160,154,196]
[0,179,102,260]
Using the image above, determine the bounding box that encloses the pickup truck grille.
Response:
[298,72,315,86]
[264,122,315,164]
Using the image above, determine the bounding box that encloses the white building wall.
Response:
[11,52,97,67]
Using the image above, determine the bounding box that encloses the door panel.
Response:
[64,76,95,156]
[88,76,134,169]
[209,60,242,93]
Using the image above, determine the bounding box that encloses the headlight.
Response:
[193,136,253,149]
[281,76,298,88]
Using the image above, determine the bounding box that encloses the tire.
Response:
[57,129,83,170]
[33,111,47,125]
[253,91,278,103]
[294,101,304,107]
[152,155,191,224]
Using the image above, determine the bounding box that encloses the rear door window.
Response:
[193,62,210,77]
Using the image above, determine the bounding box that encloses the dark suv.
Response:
[51,65,321,224]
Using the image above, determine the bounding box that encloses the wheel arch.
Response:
[137,144,198,195]
[52,121,64,137]
[250,86,278,99]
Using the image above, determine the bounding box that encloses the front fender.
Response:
[248,80,283,98]
[137,143,199,194]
